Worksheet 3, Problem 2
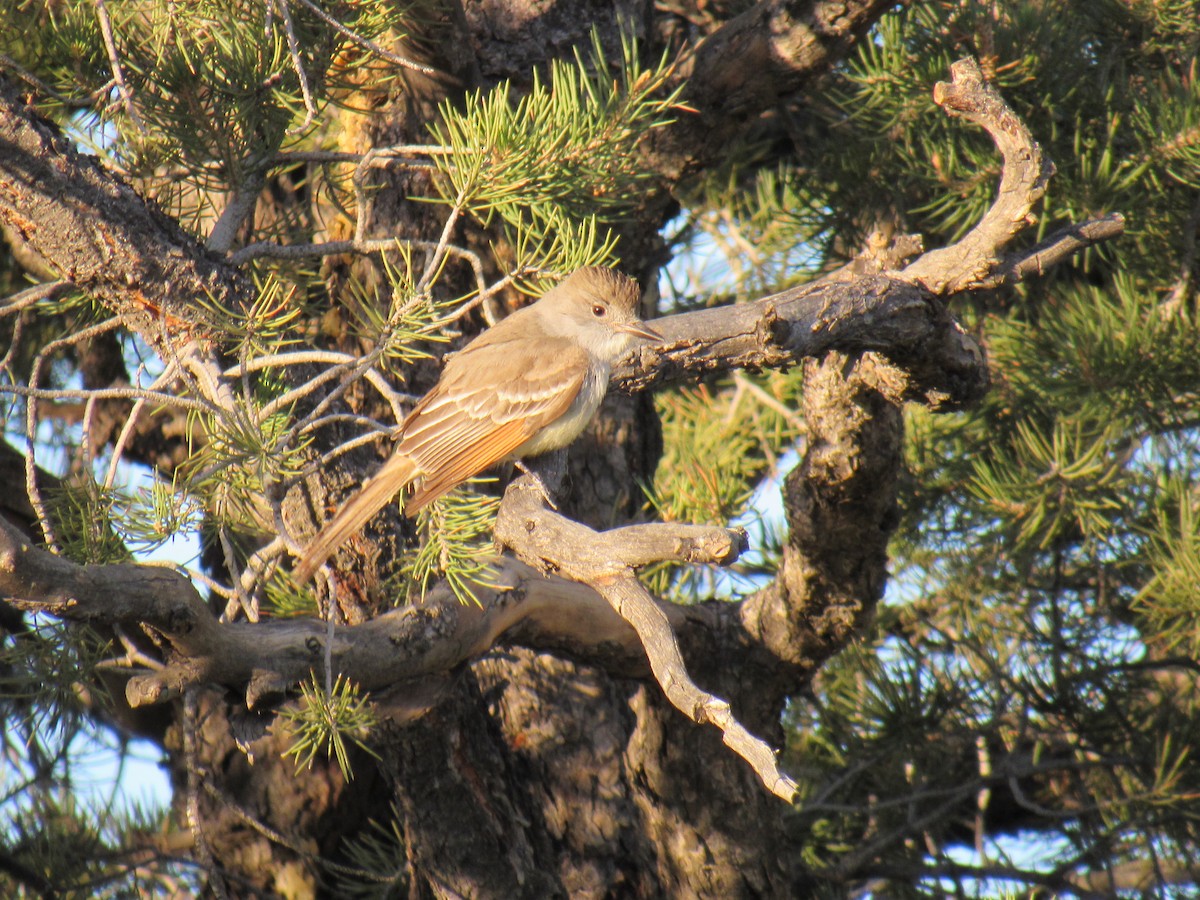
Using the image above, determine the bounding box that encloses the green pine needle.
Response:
[428,25,683,270]
[280,673,380,780]
[400,484,501,606]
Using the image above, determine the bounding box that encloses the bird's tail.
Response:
[293,454,419,583]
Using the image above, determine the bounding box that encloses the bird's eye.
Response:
[591,304,606,317]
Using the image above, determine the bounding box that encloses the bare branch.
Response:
[269,146,451,166]
[222,350,410,424]
[101,362,180,490]
[273,0,319,133]
[493,456,797,801]
[0,53,97,109]
[902,57,1057,294]
[0,516,676,709]
[23,316,125,549]
[0,382,211,414]
[227,237,485,294]
[615,274,989,411]
[0,279,69,315]
[978,213,1127,288]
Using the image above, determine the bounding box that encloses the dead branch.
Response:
[0,515,689,709]
[902,57,1059,294]
[979,213,1127,288]
[614,273,988,411]
[491,463,797,801]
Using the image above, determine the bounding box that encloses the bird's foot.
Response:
[514,460,559,510]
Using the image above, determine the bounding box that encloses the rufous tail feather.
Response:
[293,454,418,582]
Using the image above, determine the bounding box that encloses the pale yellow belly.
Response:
[510,361,609,459]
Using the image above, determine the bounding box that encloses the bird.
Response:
[293,267,662,582]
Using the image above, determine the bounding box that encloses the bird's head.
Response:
[538,267,662,364]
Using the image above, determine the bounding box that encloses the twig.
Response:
[138,558,236,600]
[352,147,380,243]
[279,292,429,438]
[258,355,398,423]
[199,777,388,881]
[299,413,396,437]
[228,238,484,292]
[605,575,796,801]
[0,305,27,373]
[93,0,147,135]
[112,623,166,671]
[271,146,450,166]
[978,213,1127,289]
[217,526,258,623]
[0,53,95,108]
[731,371,806,435]
[223,535,287,623]
[289,0,437,75]
[80,394,100,472]
[312,428,395,470]
[24,317,125,551]
[0,280,69,316]
[102,361,181,491]
[273,0,319,132]
[223,350,410,423]
[416,196,465,294]
[0,383,212,415]
[427,271,532,330]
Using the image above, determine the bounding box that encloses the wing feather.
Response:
[401,340,588,510]
[406,418,531,510]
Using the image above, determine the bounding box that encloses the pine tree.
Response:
[1,0,1196,896]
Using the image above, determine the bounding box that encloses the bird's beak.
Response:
[617,320,664,343]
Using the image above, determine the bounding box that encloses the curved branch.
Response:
[902,57,1058,294]
[615,273,988,410]
[492,463,797,801]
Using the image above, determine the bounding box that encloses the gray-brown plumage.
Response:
[294,267,660,582]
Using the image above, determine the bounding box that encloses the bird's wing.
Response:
[401,339,588,510]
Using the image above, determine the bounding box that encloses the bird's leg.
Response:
[513,449,568,510]
[513,459,558,510]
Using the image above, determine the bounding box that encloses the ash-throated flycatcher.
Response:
[294,267,661,582]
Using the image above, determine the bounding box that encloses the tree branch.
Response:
[492,460,797,801]
[0,515,692,709]
[0,78,254,352]
[648,0,899,182]
[615,273,988,411]
[902,57,1059,294]
[978,212,1127,288]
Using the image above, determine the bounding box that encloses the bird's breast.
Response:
[511,360,610,458]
